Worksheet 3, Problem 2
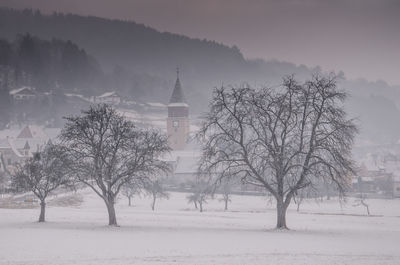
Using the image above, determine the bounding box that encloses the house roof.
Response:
[146,102,166,108]
[9,87,36,96]
[64,93,92,103]
[98,91,119,98]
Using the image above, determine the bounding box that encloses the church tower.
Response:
[167,68,189,150]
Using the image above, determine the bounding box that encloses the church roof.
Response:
[169,70,187,104]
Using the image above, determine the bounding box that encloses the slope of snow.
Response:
[1,190,399,265]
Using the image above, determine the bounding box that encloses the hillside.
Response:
[1,8,400,144]
[0,8,312,108]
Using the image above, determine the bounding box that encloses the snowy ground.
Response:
[1,190,400,265]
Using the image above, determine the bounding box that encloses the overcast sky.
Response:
[1,0,399,85]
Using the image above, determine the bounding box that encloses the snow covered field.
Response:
[1,190,400,265]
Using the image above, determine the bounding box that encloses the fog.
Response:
[1,0,400,86]
[0,2,400,265]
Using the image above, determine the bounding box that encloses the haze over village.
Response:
[0,1,400,265]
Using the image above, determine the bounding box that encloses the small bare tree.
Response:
[61,104,170,226]
[187,177,212,212]
[121,181,141,207]
[218,178,235,211]
[145,179,169,211]
[199,74,357,229]
[11,144,72,222]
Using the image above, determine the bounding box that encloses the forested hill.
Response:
[0,8,247,77]
[2,8,400,144]
[0,8,312,107]
[0,34,104,94]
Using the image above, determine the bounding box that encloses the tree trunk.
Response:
[151,196,156,211]
[128,196,131,206]
[276,198,288,229]
[194,200,198,209]
[105,199,118,226]
[224,198,228,211]
[39,200,46,222]
[199,201,203,212]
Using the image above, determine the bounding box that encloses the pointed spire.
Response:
[24,141,30,150]
[169,67,187,104]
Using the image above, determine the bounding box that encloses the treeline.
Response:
[0,34,103,94]
[0,8,312,109]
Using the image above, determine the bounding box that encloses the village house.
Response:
[0,125,58,174]
[9,87,37,102]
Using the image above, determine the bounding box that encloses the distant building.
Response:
[167,69,190,150]
[9,87,37,101]
[0,125,59,174]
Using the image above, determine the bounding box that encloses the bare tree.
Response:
[0,171,8,195]
[11,144,72,222]
[187,177,212,212]
[199,74,357,229]
[354,175,371,215]
[293,186,312,212]
[218,178,234,211]
[121,181,140,207]
[61,104,170,226]
[145,179,169,211]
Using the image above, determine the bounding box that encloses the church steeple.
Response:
[167,68,190,150]
[169,67,186,104]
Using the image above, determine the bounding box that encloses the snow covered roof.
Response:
[9,87,36,95]
[168,102,189,107]
[64,93,92,101]
[146,102,167,108]
[98,91,119,98]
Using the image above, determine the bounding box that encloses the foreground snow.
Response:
[1,190,400,265]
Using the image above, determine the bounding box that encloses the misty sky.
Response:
[1,0,399,85]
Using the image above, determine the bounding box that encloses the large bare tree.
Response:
[12,144,72,222]
[199,74,357,229]
[61,104,170,226]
